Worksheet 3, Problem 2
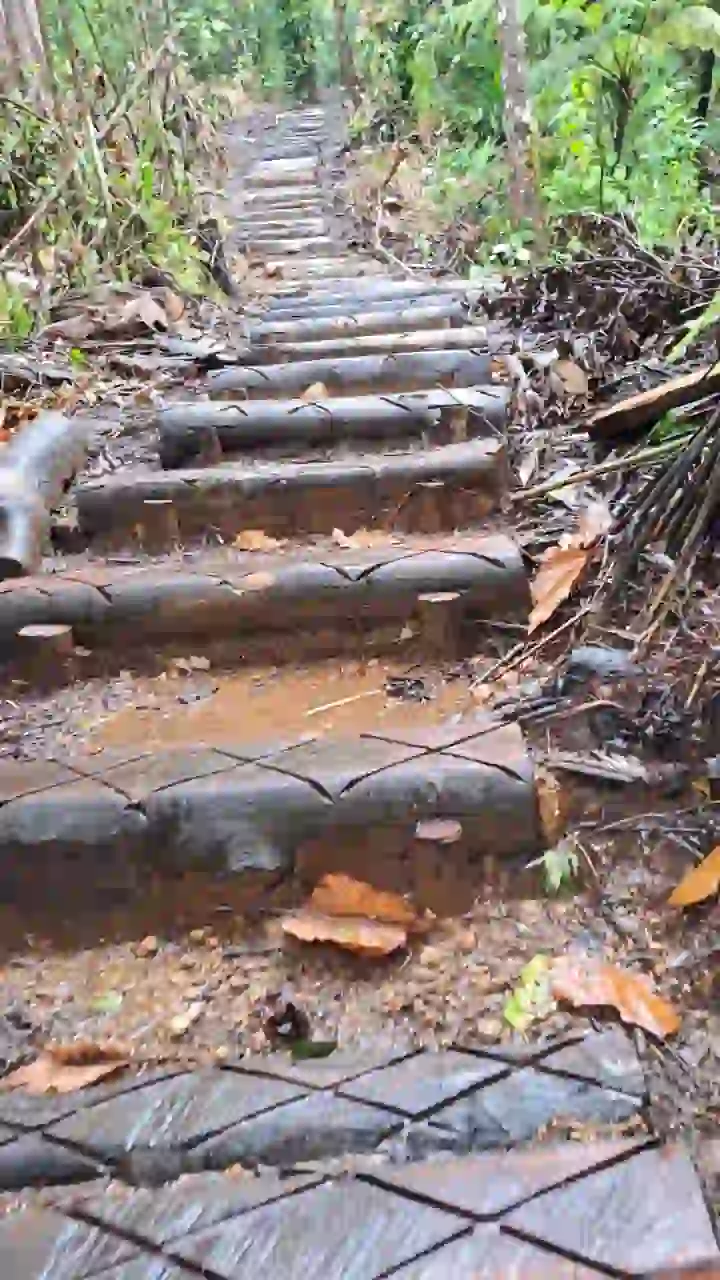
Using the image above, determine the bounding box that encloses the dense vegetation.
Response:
[2,0,720,331]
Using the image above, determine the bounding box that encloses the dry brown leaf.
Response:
[160,289,185,323]
[668,846,720,907]
[415,819,463,844]
[301,381,329,400]
[310,873,418,927]
[529,544,591,633]
[331,527,388,550]
[550,956,680,1039]
[576,500,612,547]
[282,910,407,957]
[553,358,589,397]
[232,571,275,594]
[0,1043,128,1095]
[120,294,168,331]
[233,529,284,552]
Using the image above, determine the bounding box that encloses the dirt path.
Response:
[0,104,717,1275]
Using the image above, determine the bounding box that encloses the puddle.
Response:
[93,658,477,749]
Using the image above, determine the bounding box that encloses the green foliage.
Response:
[344,0,720,255]
[503,955,555,1033]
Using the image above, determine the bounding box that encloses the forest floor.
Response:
[0,99,717,1276]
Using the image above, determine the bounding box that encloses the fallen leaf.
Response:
[168,1002,205,1038]
[301,381,329,400]
[576,500,612,546]
[291,1039,338,1060]
[0,1043,128,1094]
[552,358,589,397]
[119,293,169,331]
[89,991,124,1014]
[332,527,355,548]
[668,846,720,907]
[503,954,555,1032]
[160,289,185,323]
[415,819,463,844]
[231,571,276,595]
[282,910,407,956]
[233,529,283,552]
[550,956,680,1039]
[529,544,591,633]
[529,500,612,633]
[310,873,418,928]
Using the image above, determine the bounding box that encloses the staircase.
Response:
[0,104,545,914]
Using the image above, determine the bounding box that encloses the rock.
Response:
[566,645,638,682]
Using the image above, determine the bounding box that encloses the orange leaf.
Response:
[550,956,680,1039]
[0,1043,128,1095]
[529,544,591,633]
[310,873,418,927]
[233,529,283,552]
[301,381,328,400]
[668,846,720,906]
[282,910,407,957]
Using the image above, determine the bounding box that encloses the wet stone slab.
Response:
[0,1035,651,1190]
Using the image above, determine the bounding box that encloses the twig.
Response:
[471,604,592,687]
[513,438,686,502]
[0,36,172,264]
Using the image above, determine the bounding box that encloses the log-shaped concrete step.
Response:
[0,536,528,678]
[0,716,541,907]
[262,279,477,310]
[207,349,500,399]
[247,300,471,341]
[156,389,509,467]
[240,324,498,364]
[75,440,507,545]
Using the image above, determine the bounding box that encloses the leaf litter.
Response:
[1,1043,129,1095]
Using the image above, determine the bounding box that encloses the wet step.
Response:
[236,324,503,365]
[155,389,509,468]
[205,348,499,399]
[246,299,472,340]
[0,535,527,679]
[0,714,540,910]
[73,440,508,545]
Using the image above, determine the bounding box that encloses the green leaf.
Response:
[503,954,555,1033]
[290,1039,338,1060]
[89,991,124,1014]
[652,5,720,52]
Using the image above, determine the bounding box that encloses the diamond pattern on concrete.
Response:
[339,1048,507,1117]
[390,1226,605,1277]
[172,1178,466,1279]
[506,1144,719,1274]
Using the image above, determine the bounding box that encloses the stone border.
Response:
[75,441,508,545]
[0,717,540,906]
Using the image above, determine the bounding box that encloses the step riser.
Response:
[207,349,497,399]
[0,718,540,908]
[74,440,507,547]
[155,389,509,467]
[245,237,345,259]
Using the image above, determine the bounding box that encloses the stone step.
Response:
[206,349,499,399]
[0,714,540,907]
[155,389,509,468]
[74,440,507,545]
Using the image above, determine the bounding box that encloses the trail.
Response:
[0,105,715,1276]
